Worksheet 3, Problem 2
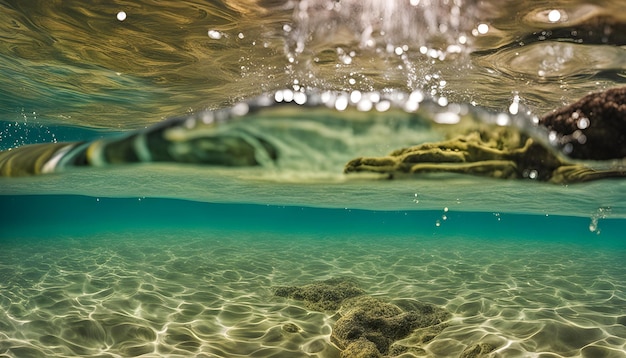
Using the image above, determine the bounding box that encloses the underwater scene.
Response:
[1,1,625,357]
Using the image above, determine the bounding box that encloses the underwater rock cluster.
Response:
[346,87,626,183]
[273,277,450,357]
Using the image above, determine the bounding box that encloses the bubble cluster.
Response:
[589,207,611,234]
[0,111,58,150]
[278,0,480,93]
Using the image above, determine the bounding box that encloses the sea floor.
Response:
[1,208,625,357]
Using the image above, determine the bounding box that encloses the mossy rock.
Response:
[272,277,365,311]
[272,278,451,357]
[332,296,450,355]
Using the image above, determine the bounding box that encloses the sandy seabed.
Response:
[0,230,625,358]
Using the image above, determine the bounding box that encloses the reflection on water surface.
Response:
[0,0,625,130]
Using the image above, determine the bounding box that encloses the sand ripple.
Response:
[0,231,624,357]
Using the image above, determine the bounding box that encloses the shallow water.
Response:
[1,0,626,357]
[1,197,625,357]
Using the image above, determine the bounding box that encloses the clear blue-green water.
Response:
[1,195,625,357]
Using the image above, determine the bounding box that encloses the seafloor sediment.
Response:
[0,230,625,357]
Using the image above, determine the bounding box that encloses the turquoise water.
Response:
[2,195,626,242]
[1,195,625,357]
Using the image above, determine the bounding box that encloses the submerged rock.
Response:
[333,295,449,356]
[345,87,626,183]
[272,277,450,357]
[272,277,365,311]
[344,125,625,183]
[539,87,626,160]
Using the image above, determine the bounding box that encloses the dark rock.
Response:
[540,86,626,160]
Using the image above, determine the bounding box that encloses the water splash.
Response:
[280,0,479,92]
[588,207,611,234]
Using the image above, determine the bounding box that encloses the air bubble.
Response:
[340,55,352,65]
[357,98,373,112]
[548,10,561,23]
[375,100,391,112]
[349,91,362,103]
[334,95,349,111]
[496,113,510,126]
[589,207,611,234]
[577,117,590,129]
[293,92,307,105]
[116,11,127,21]
[477,23,489,35]
[208,30,222,39]
[509,94,520,115]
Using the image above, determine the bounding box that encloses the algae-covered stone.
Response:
[272,277,450,358]
[341,337,382,358]
[345,126,626,183]
[272,277,365,311]
[332,295,450,356]
[345,87,626,183]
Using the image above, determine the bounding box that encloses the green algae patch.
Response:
[273,277,450,358]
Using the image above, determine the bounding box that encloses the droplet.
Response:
[577,117,590,129]
[509,94,520,115]
[334,95,349,111]
[477,23,489,35]
[547,9,561,23]
[208,30,222,39]
[349,91,362,103]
